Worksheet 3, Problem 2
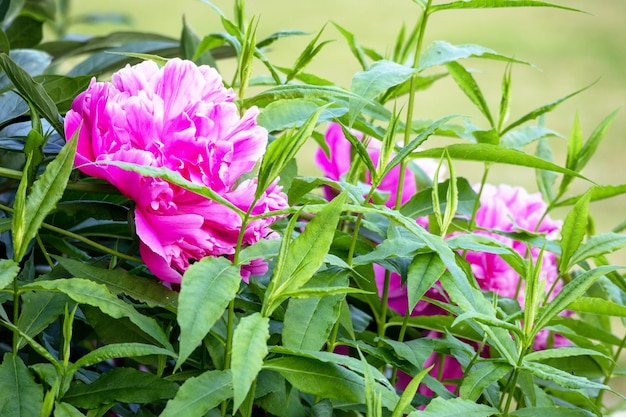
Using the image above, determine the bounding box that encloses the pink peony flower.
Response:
[65,58,288,283]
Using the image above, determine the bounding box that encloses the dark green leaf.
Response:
[63,367,178,408]
[446,61,494,127]
[459,362,511,401]
[176,256,241,367]
[5,15,42,49]
[0,258,19,290]
[407,252,446,312]
[510,407,591,417]
[17,291,69,349]
[232,313,269,410]
[0,353,43,417]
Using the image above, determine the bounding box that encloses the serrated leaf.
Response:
[232,313,269,410]
[418,41,529,72]
[62,367,178,408]
[0,353,43,416]
[520,361,610,391]
[412,143,587,180]
[176,256,240,367]
[0,259,19,290]
[559,190,591,275]
[22,278,172,350]
[409,396,499,416]
[555,184,626,207]
[160,370,232,417]
[524,346,610,362]
[566,297,626,317]
[568,233,626,268]
[12,132,76,262]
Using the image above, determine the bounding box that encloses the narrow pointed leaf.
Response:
[412,143,587,180]
[566,297,626,317]
[232,313,269,410]
[418,41,530,72]
[409,397,499,417]
[177,256,241,367]
[0,259,19,290]
[69,343,177,373]
[576,108,619,171]
[17,291,69,349]
[559,190,591,274]
[22,278,172,349]
[446,61,494,127]
[510,407,591,417]
[524,346,610,362]
[391,366,432,417]
[54,402,85,417]
[569,233,626,268]
[460,362,511,401]
[407,252,446,312]
[429,1,583,13]
[160,370,232,417]
[521,361,610,391]
[12,133,77,262]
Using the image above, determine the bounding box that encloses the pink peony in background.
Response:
[65,58,288,283]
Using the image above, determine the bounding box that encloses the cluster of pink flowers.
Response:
[65,58,288,283]
[315,122,567,392]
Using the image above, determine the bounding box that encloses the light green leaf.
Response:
[12,132,77,262]
[501,126,559,149]
[559,189,591,274]
[521,361,610,391]
[446,61,494,127]
[460,362,511,401]
[160,370,232,417]
[69,343,177,374]
[54,402,86,417]
[418,41,529,72]
[429,0,583,14]
[0,353,43,417]
[349,60,417,122]
[17,291,69,349]
[0,259,19,290]
[176,256,241,367]
[264,191,347,315]
[555,184,626,207]
[568,233,626,269]
[257,98,346,133]
[409,396,499,416]
[391,366,432,417]
[566,297,626,317]
[412,143,587,180]
[283,269,349,351]
[524,346,610,362]
[232,313,269,410]
[533,265,624,336]
[22,278,172,350]
[407,252,446,312]
[62,367,178,408]
[576,109,619,172]
[510,407,591,417]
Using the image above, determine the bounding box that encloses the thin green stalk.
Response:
[12,268,19,354]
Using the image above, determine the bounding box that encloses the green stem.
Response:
[12,267,19,354]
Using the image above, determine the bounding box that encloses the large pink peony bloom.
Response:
[65,58,288,283]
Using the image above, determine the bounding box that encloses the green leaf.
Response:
[54,402,86,417]
[332,22,370,70]
[17,291,69,349]
[0,353,43,417]
[349,60,417,123]
[55,257,178,309]
[532,265,624,337]
[400,177,478,220]
[502,83,593,134]
[391,366,432,417]
[22,278,172,350]
[501,126,559,149]
[0,52,63,135]
[232,313,270,410]
[566,297,626,317]
[286,25,330,82]
[555,184,626,207]
[407,252,446,312]
[283,269,349,351]
[576,108,619,172]
[12,132,77,262]
[264,191,347,315]
[412,143,587,180]
[176,256,241,367]
[257,98,346,133]
[558,189,591,275]
[418,41,530,72]
[429,0,583,14]
[69,343,177,374]
[568,233,626,268]
[446,61,494,127]
[6,15,43,52]
[409,397,499,416]
[524,346,610,362]
[160,370,232,417]
[520,361,610,391]
[510,407,591,417]
[0,259,19,290]
[264,356,398,411]
[62,367,178,408]
[460,362,511,401]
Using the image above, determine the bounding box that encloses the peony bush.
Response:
[0,1,624,417]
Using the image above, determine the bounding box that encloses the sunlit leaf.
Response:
[160,370,232,417]
[232,313,269,410]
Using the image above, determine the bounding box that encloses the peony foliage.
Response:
[0,1,624,417]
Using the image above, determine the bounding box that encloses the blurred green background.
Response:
[67,0,625,245]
